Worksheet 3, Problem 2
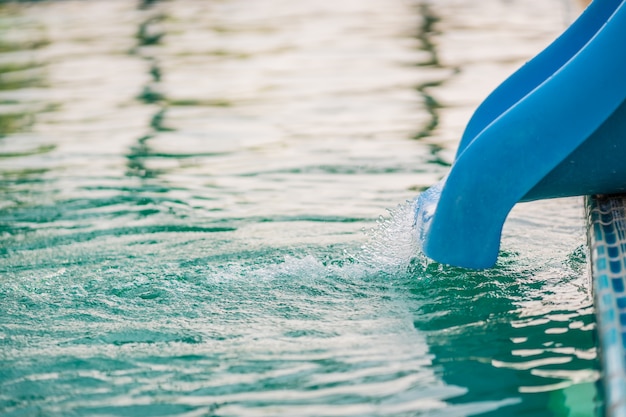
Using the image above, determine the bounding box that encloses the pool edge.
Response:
[586,194,626,416]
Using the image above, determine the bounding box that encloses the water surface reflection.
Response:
[0,0,599,416]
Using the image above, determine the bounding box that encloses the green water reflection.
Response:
[0,0,600,416]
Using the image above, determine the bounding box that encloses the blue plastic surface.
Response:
[418,0,626,269]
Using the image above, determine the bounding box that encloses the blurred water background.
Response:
[0,0,600,416]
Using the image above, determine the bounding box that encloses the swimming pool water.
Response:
[0,0,600,415]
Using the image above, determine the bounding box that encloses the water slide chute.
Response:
[418,0,626,269]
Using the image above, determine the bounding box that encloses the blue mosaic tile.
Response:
[586,195,626,417]
[604,308,616,323]
[606,232,618,245]
[599,257,608,271]
[595,225,603,241]
[600,274,610,289]
[602,212,614,224]
[612,262,624,275]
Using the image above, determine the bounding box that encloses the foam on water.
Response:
[0,189,600,416]
[1,218,445,416]
[356,200,424,273]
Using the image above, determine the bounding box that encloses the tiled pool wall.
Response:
[587,194,626,417]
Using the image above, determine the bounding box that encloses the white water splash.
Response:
[356,202,423,273]
[355,180,444,274]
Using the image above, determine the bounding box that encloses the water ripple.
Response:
[0,0,599,416]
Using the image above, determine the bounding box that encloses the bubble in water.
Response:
[355,201,424,273]
[351,180,445,274]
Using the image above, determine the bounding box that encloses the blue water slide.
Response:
[418,0,626,269]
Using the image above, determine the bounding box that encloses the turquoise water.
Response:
[0,0,600,416]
